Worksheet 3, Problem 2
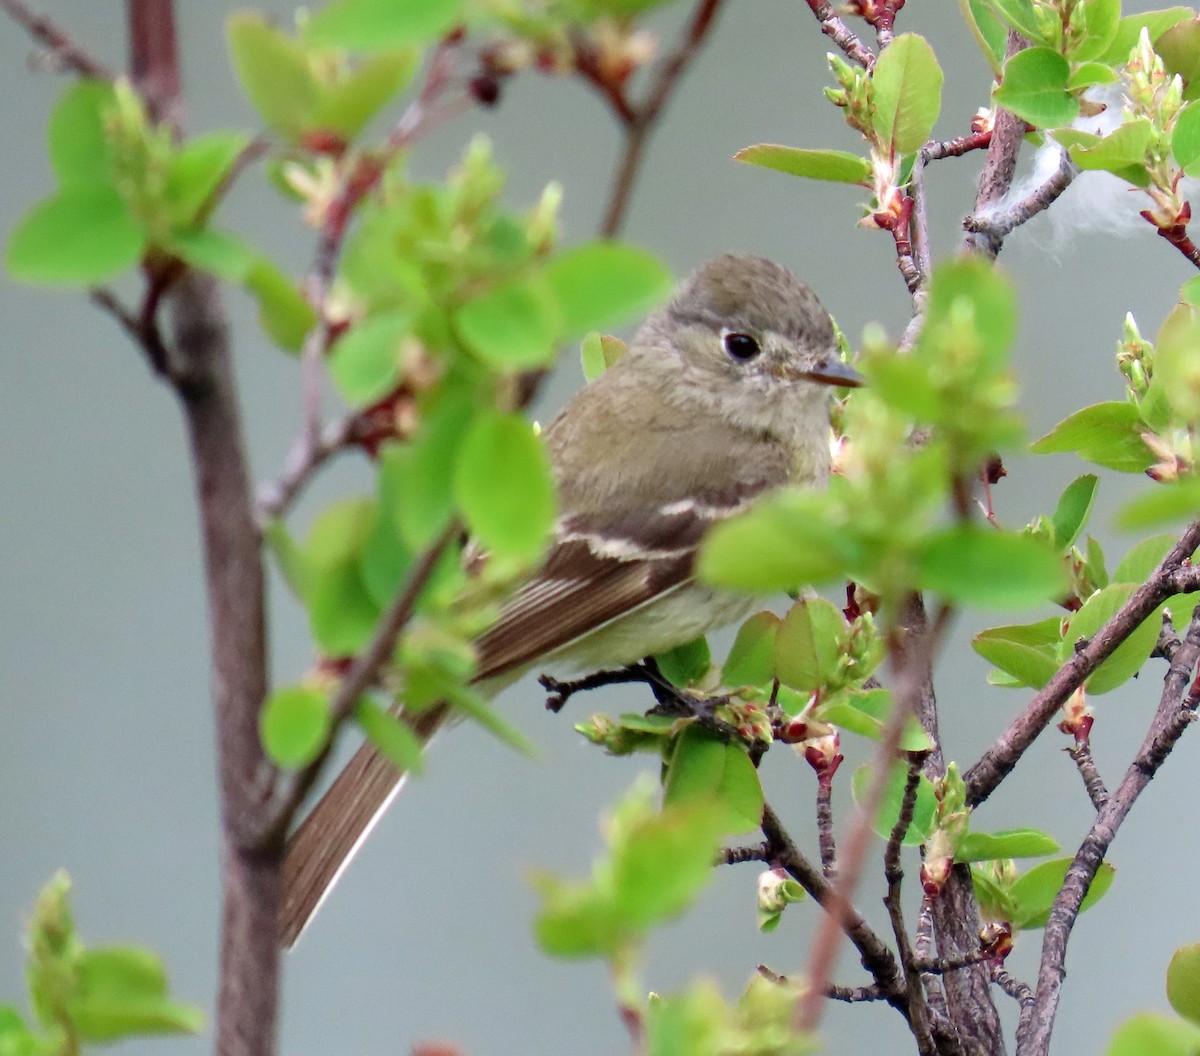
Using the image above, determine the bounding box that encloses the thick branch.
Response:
[964,149,1079,242]
[1018,608,1200,1056]
[171,272,275,1056]
[965,524,1200,807]
[962,31,1028,260]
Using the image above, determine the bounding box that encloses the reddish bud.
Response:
[300,129,349,157]
[979,921,1014,961]
[469,74,502,107]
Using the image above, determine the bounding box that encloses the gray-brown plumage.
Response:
[279,254,857,947]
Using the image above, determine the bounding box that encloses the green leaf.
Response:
[1113,533,1179,583]
[1106,1013,1200,1056]
[1008,857,1115,929]
[611,801,728,929]
[1062,119,1153,187]
[871,33,944,154]
[990,0,1056,45]
[959,0,1007,74]
[656,637,711,687]
[699,490,852,592]
[1065,584,1162,694]
[820,688,933,751]
[722,611,780,688]
[917,255,1017,370]
[67,946,202,1040]
[851,762,937,846]
[306,0,465,50]
[544,242,672,336]
[355,697,424,775]
[663,726,763,834]
[314,50,420,138]
[1175,103,1200,175]
[260,685,331,769]
[972,619,1062,689]
[1031,401,1155,473]
[226,13,318,139]
[1051,474,1099,549]
[579,331,626,382]
[454,278,562,369]
[1098,8,1194,65]
[437,674,538,758]
[970,865,1016,923]
[918,525,1067,608]
[263,519,311,601]
[1066,61,1120,90]
[1069,0,1121,61]
[328,312,410,405]
[532,874,625,958]
[169,228,258,282]
[380,387,476,549]
[455,412,555,561]
[244,258,318,352]
[994,47,1078,129]
[309,561,380,655]
[1169,943,1200,1027]
[6,185,145,285]
[955,828,1060,862]
[774,597,845,692]
[303,499,382,654]
[733,144,872,183]
[166,130,251,224]
[1157,18,1200,94]
[47,80,115,185]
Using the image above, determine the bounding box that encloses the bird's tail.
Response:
[279,702,450,948]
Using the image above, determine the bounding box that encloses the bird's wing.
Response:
[475,481,770,678]
[281,484,766,949]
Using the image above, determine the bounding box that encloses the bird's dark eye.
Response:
[722,331,760,361]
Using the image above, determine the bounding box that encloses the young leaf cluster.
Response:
[0,873,201,1056]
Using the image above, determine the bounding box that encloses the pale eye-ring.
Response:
[722,330,761,361]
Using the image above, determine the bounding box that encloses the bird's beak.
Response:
[775,358,865,388]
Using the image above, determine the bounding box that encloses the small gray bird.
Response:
[280,253,861,946]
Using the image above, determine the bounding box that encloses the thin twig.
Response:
[992,965,1033,1007]
[90,287,173,381]
[796,604,952,1034]
[1065,742,1108,811]
[801,0,876,68]
[257,520,462,846]
[965,525,1200,807]
[816,777,837,878]
[1020,607,1200,1056]
[964,148,1079,242]
[923,130,993,162]
[1151,218,1200,270]
[0,0,112,78]
[255,415,355,525]
[915,950,994,975]
[760,804,909,1016]
[598,0,727,236]
[882,759,937,1056]
[827,983,888,1003]
[720,842,771,866]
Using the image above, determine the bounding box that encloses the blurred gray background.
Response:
[1,2,1197,1054]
